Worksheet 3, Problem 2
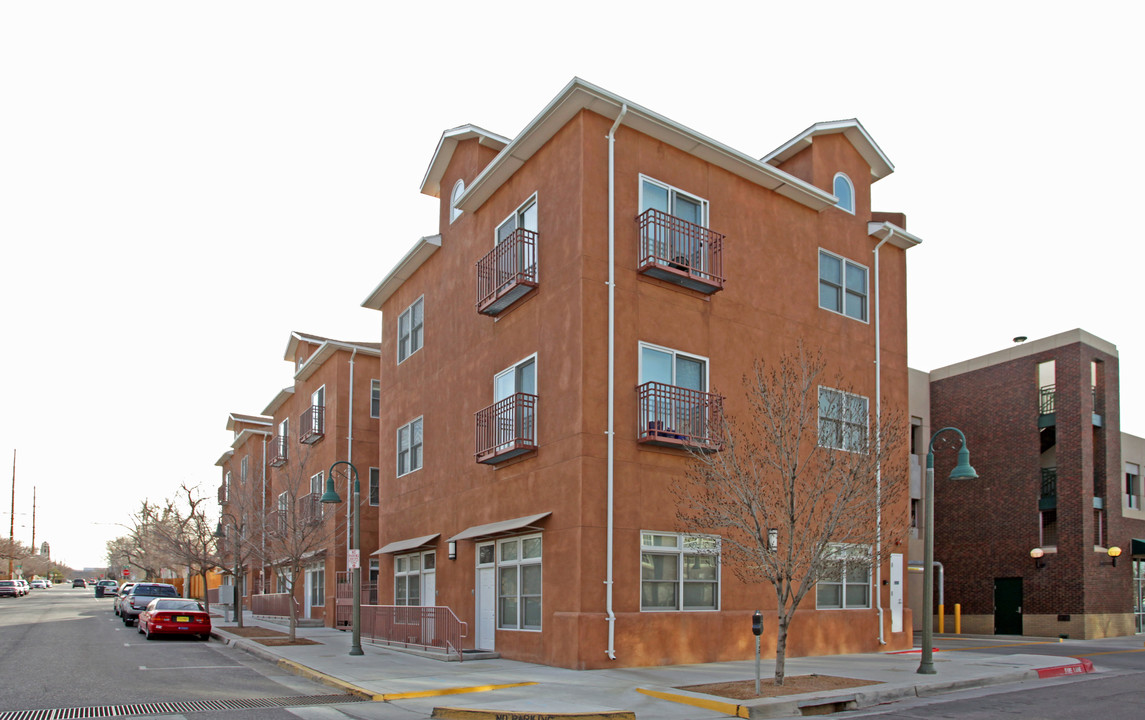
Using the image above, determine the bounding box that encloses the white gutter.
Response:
[872,230,892,645]
[347,349,357,557]
[605,103,627,661]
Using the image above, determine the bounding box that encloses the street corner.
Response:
[1036,657,1095,679]
[431,708,635,720]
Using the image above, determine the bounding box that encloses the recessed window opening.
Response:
[833,173,855,214]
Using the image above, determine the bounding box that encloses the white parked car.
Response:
[31,579,47,589]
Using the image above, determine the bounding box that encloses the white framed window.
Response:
[450,179,465,223]
[496,195,538,245]
[833,172,855,214]
[370,379,381,418]
[1128,463,1141,510]
[368,467,380,506]
[398,296,424,363]
[640,532,719,611]
[240,456,248,484]
[493,355,537,449]
[310,471,324,495]
[498,534,542,630]
[818,387,869,452]
[816,543,871,609]
[639,343,708,390]
[397,417,423,477]
[223,471,231,502]
[307,564,325,607]
[819,250,868,322]
[640,175,708,227]
[278,417,289,441]
[308,472,324,521]
[394,551,434,606]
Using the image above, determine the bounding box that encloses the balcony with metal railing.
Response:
[636,208,725,294]
[476,228,538,316]
[637,382,723,451]
[300,405,324,445]
[1039,467,1058,510]
[475,392,538,464]
[297,493,324,526]
[268,435,288,467]
[266,510,287,538]
[217,484,227,504]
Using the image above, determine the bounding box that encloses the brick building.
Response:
[918,329,1145,638]
[359,78,923,669]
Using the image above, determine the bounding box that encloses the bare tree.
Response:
[674,346,908,686]
[109,501,178,581]
[215,453,268,628]
[144,483,222,614]
[248,442,339,641]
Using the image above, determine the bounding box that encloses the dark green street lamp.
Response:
[321,461,363,656]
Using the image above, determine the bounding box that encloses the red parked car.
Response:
[136,598,212,640]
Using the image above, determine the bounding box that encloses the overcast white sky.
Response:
[3,2,1142,570]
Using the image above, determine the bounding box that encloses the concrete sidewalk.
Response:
[208,613,1095,719]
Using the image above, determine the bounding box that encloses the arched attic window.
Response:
[450,179,465,223]
[833,173,855,214]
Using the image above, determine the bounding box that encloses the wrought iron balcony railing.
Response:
[300,405,325,445]
[475,392,538,464]
[1039,384,1056,415]
[637,381,723,451]
[268,435,288,467]
[297,493,324,526]
[636,208,725,294]
[1039,467,1058,511]
[476,228,538,315]
[266,510,287,538]
[217,484,227,504]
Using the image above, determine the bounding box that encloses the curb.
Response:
[432,709,634,720]
[1035,658,1094,679]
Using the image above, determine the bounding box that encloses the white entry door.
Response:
[475,542,496,650]
[890,553,904,633]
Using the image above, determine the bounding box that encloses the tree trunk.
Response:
[288,564,300,642]
[235,570,244,628]
[774,614,789,685]
[200,570,211,615]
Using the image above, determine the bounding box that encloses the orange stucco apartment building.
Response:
[217,332,381,626]
[360,78,922,669]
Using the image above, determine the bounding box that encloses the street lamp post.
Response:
[321,461,363,656]
[918,427,978,675]
[213,513,244,628]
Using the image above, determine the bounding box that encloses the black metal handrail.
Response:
[1040,467,1057,498]
[636,208,724,286]
[1039,385,1056,415]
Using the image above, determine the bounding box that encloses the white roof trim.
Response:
[214,450,234,467]
[361,234,442,310]
[448,512,551,542]
[261,387,295,417]
[294,340,381,382]
[230,428,272,450]
[763,119,894,181]
[372,533,441,556]
[868,221,923,250]
[454,78,836,215]
[420,125,511,198]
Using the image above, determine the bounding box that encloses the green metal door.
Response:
[994,577,1023,635]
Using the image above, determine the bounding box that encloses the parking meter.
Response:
[752,610,762,636]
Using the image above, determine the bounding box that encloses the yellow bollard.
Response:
[955,603,961,635]
[938,604,945,634]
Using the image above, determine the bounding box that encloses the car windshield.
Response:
[152,599,203,611]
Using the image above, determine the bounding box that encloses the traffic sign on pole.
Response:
[347,549,360,570]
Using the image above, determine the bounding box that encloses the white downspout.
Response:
[873,227,892,645]
[347,349,357,557]
[261,436,267,594]
[605,103,627,661]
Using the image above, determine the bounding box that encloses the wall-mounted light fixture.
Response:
[1103,546,1122,567]
[767,529,778,553]
[1030,548,1046,569]
[448,541,457,561]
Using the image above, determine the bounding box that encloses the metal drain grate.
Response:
[0,694,366,720]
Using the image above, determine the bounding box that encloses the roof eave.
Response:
[361,234,443,310]
[868,221,922,250]
[261,387,295,417]
[419,125,511,199]
[455,78,836,215]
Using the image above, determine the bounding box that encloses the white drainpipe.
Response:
[873,227,892,644]
[605,103,627,661]
[347,348,357,557]
[261,435,267,594]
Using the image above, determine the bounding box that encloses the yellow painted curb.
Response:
[432,708,634,720]
[275,658,377,701]
[381,681,536,701]
[636,687,749,719]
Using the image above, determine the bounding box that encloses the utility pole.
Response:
[8,450,15,580]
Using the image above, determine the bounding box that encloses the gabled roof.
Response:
[761,119,894,181]
[454,77,837,215]
[226,413,272,432]
[231,427,272,450]
[361,235,442,311]
[284,331,381,381]
[420,125,511,199]
[214,450,234,467]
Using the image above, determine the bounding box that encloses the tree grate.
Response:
[0,694,366,720]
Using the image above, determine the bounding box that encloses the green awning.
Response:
[1132,538,1145,556]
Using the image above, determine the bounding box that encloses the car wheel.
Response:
[137,623,144,634]
[144,628,154,641]
[123,616,133,626]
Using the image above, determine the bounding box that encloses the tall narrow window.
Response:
[1128,463,1141,510]
[240,455,249,484]
[397,417,423,477]
[398,297,424,363]
[819,250,868,321]
[493,356,537,450]
[497,535,542,629]
[450,179,465,223]
[369,467,380,506]
[1040,509,1058,546]
[370,380,381,418]
[833,173,855,214]
[496,196,538,244]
